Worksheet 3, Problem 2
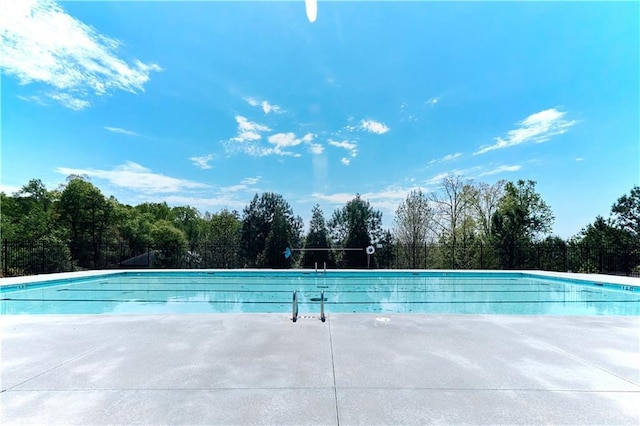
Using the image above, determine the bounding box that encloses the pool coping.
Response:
[1,268,639,289]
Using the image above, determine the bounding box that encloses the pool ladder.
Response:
[314,262,327,274]
[292,290,325,323]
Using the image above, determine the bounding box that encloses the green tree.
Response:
[261,207,292,268]
[172,206,203,249]
[611,186,640,238]
[302,205,330,268]
[113,204,154,255]
[151,220,188,267]
[202,209,241,268]
[57,176,113,268]
[240,193,302,267]
[569,216,636,274]
[328,194,383,268]
[490,180,554,268]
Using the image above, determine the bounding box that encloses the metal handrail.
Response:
[320,290,325,322]
[292,290,298,322]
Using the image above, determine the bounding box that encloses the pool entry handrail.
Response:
[291,290,327,323]
[292,290,298,322]
[314,261,327,274]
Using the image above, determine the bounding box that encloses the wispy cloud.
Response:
[399,102,418,123]
[429,152,462,164]
[46,93,89,111]
[17,94,47,106]
[56,161,208,193]
[245,97,284,114]
[312,186,419,217]
[329,139,358,165]
[241,176,260,185]
[426,97,440,106]
[329,139,357,152]
[105,126,140,137]
[245,97,260,107]
[190,154,215,170]
[478,164,522,176]
[161,195,246,212]
[475,108,578,155]
[220,176,261,193]
[575,157,584,162]
[0,0,162,109]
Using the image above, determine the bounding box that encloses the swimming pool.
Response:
[1,270,639,316]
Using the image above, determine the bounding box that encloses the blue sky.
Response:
[1,0,638,239]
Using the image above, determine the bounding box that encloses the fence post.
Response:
[480,241,483,270]
[3,239,7,277]
[147,244,151,268]
[42,240,46,273]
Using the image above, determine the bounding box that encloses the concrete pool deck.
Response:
[1,314,639,425]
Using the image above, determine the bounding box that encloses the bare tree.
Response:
[468,180,506,238]
[394,189,435,268]
[430,174,474,247]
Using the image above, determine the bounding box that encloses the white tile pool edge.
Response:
[1,269,639,288]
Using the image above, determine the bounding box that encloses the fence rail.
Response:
[1,239,638,277]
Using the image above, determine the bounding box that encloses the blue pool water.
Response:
[1,271,639,316]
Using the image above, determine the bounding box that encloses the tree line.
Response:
[1,175,638,275]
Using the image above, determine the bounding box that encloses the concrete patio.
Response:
[1,313,639,425]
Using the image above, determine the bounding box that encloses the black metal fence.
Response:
[1,239,638,277]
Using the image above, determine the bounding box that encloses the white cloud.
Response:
[311,192,355,204]
[329,139,357,151]
[267,132,305,156]
[345,119,390,134]
[0,0,162,109]
[359,119,390,134]
[426,97,440,106]
[268,133,303,148]
[478,164,522,176]
[261,100,283,114]
[309,143,324,155]
[245,97,259,107]
[226,116,272,155]
[575,157,584,162]
[341,157,351,166]
[302,133,315,143]
[105,126,140,137]
[474,108,578,155]
[0,183,22,195]
[429,152,462,164]
[56,161,208,193]
[190,154,214,170]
